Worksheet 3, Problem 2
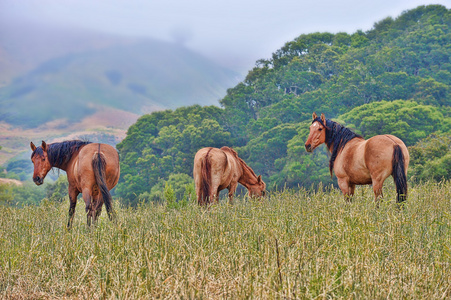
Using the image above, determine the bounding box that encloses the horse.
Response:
[193,146,266,205]
[304,112,409,204]
[30,140,120,227]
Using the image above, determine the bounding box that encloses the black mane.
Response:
[32,140,92,168]
[313,117,363,175]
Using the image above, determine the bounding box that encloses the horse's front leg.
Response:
[67,187,79,228]
[337,178,354,202]
[372,178,384,207]
[227,182,238,205]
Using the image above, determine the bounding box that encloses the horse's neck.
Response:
[49,155,69,171]
[327,142,338,154]
[48,146,75,171]
[237,161,257,187]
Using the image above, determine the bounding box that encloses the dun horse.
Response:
[305,113,409,203]
[193,146,266,205]
[30,140,120,227]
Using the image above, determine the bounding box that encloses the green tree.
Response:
[0,182,46,206]
[239,123,299,185]
[116,105,231,206]
[143,173,194,204]
[273,121,335,189]
[409,132,451,182]
[45,175,69,202]
[116,5,451,197]
[340,100,451,146]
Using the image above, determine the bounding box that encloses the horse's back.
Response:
[193,147,238,188]
[365,135,409,161]
[76,143,120,189]
[364,135,409,176]
[335,135,409,185]
[194,147,228,176]
[193,147,209,181]
[194,147,212,174]
[194,147,232,203]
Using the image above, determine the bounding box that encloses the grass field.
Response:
[1,181,450,299]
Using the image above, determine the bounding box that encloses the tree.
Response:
[116,5,451,198]
[45,175,69,202]
[272,121,335,189]
[115,105,232,206]
[409,132,451,182]
[340,100,451,146]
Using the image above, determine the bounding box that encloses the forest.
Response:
[113,5,451,206]
[1,5,450,207]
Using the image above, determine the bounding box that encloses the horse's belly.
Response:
[335,156,372,185]
[351,174,372,185]
[336,168,372,185]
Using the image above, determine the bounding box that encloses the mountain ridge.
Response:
[0,22,240,165]
[0,39,239,128]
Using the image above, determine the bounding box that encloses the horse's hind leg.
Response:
[67,188,79,228]
[208,184,220,205]
[195,180,205,205]
[93,198,103,224]
[209,190,218,204]
[82,189,93,226]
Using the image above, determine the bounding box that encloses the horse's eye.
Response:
[42,158,45,161]
[318,128,323,131]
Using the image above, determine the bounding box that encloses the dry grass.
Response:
[1,181,450,299]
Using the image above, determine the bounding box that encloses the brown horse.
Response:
[305,113,409,203]
[30,140,120,227]
[193,146,266,205]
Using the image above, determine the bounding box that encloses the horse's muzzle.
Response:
[305,144,312,152]
[33,176,44,185]
[265,191,271,201]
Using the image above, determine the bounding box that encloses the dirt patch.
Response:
[0,178,23,186]
[0,107,141,165]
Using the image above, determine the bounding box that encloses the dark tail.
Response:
[200,154,211,205]
[392,145,407,203]
[93,152,114,220]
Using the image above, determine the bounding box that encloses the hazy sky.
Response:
[2,0,450,71]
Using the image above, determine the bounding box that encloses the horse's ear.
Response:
[30,142,36,151]
[41,141,47,152]
[257,175,262,183]
[312,112,318,120]
[321,113,326,125]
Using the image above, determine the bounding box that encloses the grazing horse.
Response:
[305,113,409,203]
[193,146,266,205]
[30,140,120,227]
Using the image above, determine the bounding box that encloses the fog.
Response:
[2,0,449,72]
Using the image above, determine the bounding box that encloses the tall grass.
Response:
[1,181,450,299]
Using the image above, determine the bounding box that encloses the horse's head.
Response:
[305,112,327,152]
[248,175,267,198]
[30,141,52,185]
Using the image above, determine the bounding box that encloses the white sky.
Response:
[1,0,450,71]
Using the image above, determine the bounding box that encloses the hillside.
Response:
[0,40,238,128]
[0,22,239,165]
[115,5,451,206]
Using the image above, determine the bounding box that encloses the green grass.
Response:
[1,181,451,299]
